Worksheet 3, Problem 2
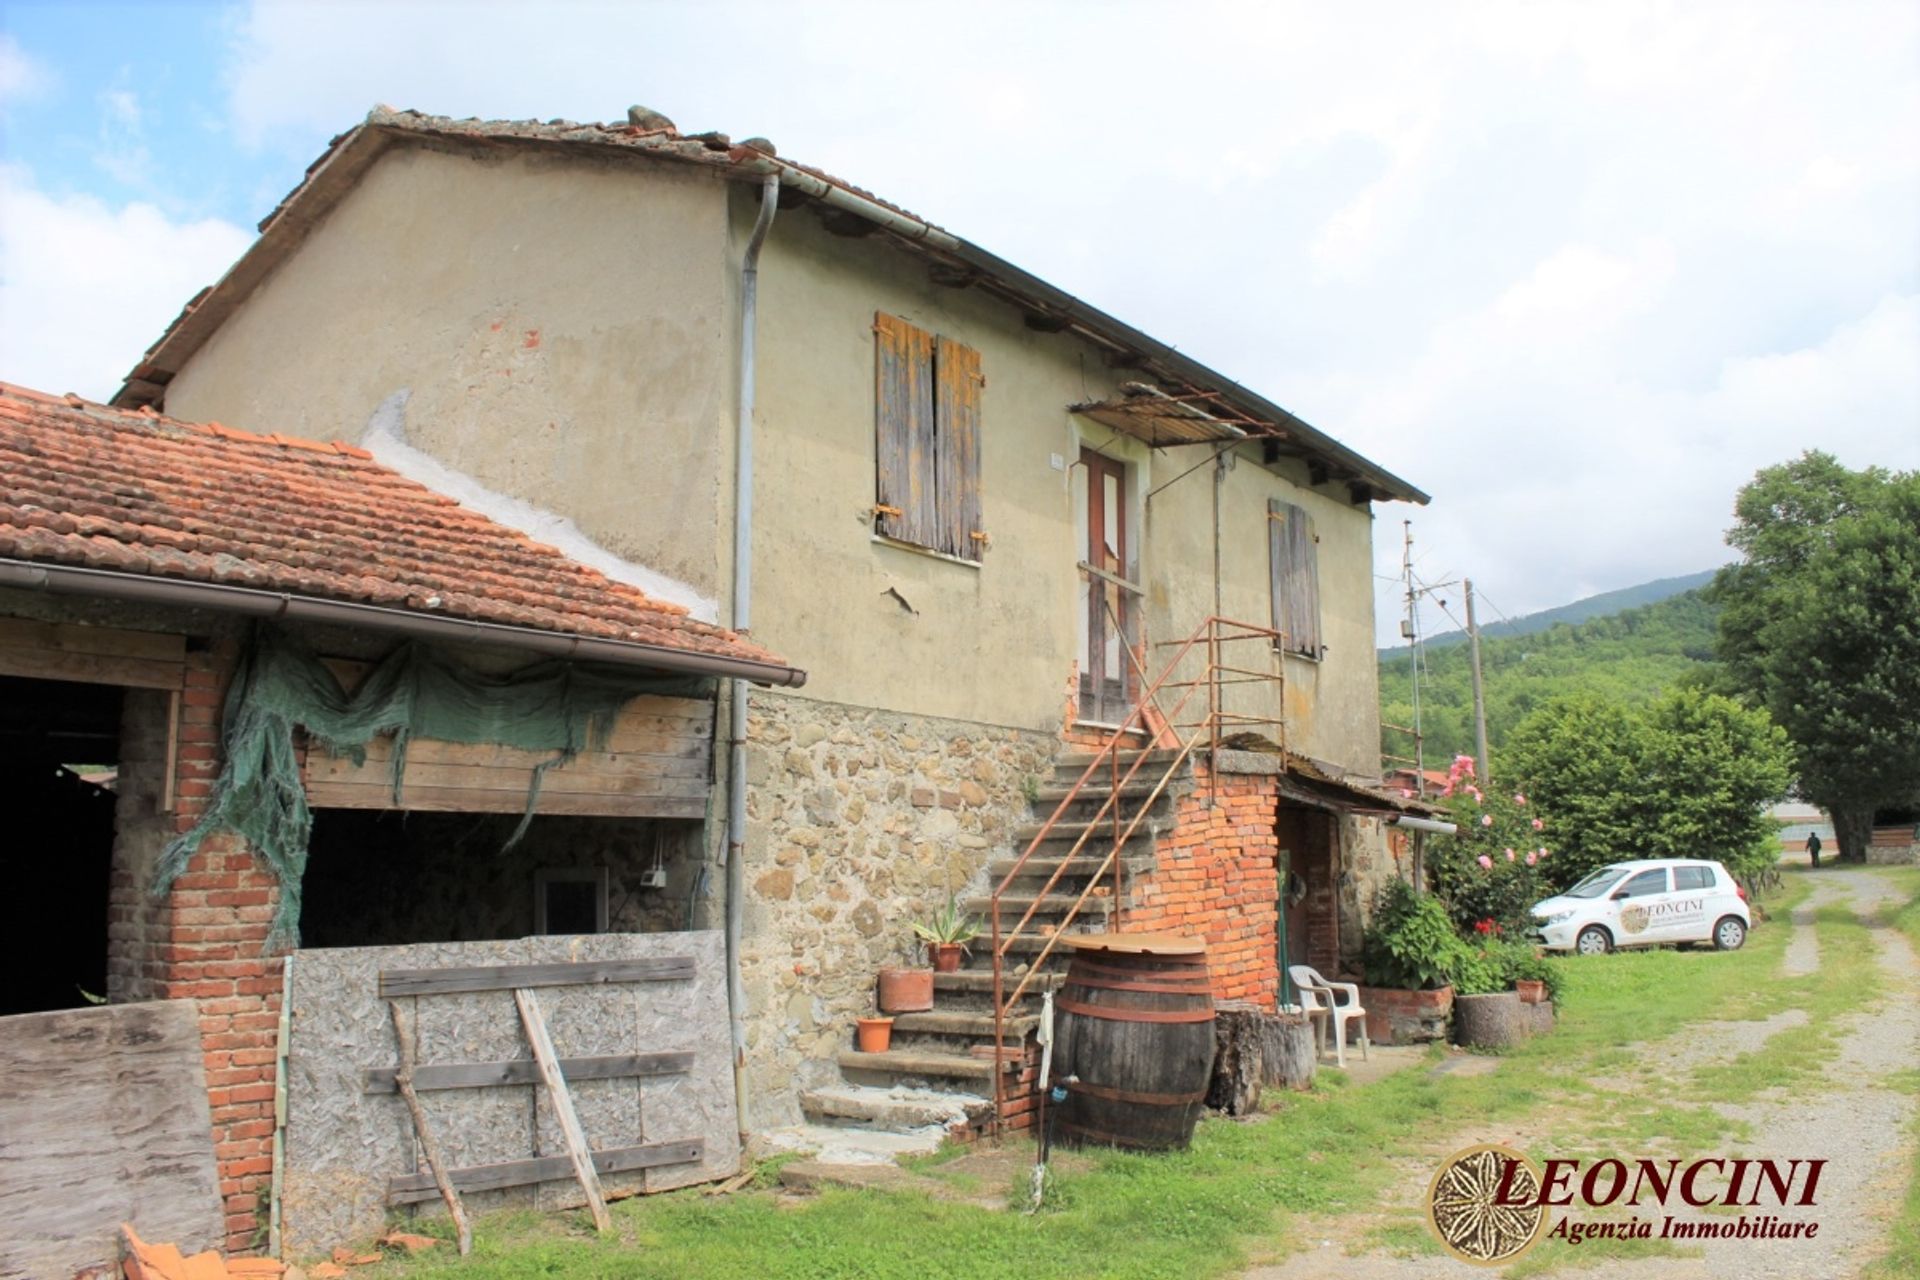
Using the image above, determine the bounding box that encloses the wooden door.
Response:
[1080,448,1132,724]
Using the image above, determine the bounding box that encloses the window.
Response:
[1673,865,1715,892]
[535,867,609,935]
[874,312,984,561]
[1268,499,1322,657]
[1617,869,1669,898]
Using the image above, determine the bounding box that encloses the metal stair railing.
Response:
[988,614,1289,1130]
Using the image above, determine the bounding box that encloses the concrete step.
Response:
[799,1083,991,1131]
[1031,777,1180,806]
[760,1122,950,1164]
[1054,748,1185,774]
[994,930,1108,959]
[893,1010,1038,1038]
[836,1048,1014,1081]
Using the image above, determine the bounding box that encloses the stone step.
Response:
[933,969,1064,996]
[1011,818,1172,847]
[836,1048,1014,1081]
[989,853,1153,881]
[799,1083,991,1130]
[1054,748,1185,774]
[1031,777,1179,806]
[893,1010,1038,1038]
[966,892,1123,918]
[993,930,1109,959]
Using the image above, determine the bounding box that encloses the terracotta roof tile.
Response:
[0,381,787,670]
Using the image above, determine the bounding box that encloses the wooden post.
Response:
[386,1000,473,1255]
[1206,1001,1265,1115]
[1259,1009,1317,1091]
[514,988,613,1234]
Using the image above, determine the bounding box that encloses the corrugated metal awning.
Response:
[1070,382,1252,447]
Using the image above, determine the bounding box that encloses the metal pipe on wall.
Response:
[723,174,781,1138]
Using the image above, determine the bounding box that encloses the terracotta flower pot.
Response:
[877,966,934,1013]
[855,1016,894,1053]
[930,943,967,973]
[1516,979,1547,1005]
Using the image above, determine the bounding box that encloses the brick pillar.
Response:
[151,642,285,1254]
[1127,767,1282,1010]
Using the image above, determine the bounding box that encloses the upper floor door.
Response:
[1080,448,1134,725]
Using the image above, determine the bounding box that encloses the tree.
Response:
[1499,689,1793,888]
[1710,453,1920,860]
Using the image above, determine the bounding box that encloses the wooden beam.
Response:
[386,1139,705,1204]
[304,784,707,819]
[378,956,695,998]
[513,988,611,1233]
[0,619,187,690]
[363,1051,694,1094]
[386,1000,472,1255]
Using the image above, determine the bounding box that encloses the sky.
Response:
[2,0,1916,645]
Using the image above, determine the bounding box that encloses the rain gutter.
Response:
[0,558,805,686]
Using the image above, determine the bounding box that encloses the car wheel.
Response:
[1713,916,1747,951]
[1576,925,1613,956]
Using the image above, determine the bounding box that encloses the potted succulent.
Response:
[1357,881,1461,1045]
[912,894,981,973]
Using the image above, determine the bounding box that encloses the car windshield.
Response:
[1564,866,1632,899]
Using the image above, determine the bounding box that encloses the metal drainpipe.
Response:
[725,174,780,1140]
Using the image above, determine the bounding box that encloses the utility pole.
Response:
[1465,578,1490,783]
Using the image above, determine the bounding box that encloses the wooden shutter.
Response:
[934,336,983,560]
[874,312,935,546]
[1269,499,1322,656]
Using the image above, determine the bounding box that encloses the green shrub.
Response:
[1448,936,1537,996]
[1360,880,1465,990]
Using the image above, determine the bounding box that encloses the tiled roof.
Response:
[0,382,789,670]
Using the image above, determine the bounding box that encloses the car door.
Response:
[1609,868,1670,947]
[1662,864,1717,943]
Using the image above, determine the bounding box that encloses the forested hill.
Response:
[1387,568,1720,656]
[1379,590,1720,765]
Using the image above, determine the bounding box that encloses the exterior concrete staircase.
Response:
[788,747,1191,1153]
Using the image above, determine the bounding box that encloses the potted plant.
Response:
[1357,880,1462,1045]
[1450,937,1530,1050]
[876,961,933,1013]
[1512,950,1560,1034]
[855,1014,894,1053]
[912,894,981,973]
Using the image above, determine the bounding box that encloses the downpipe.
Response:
[725,174,781,1140]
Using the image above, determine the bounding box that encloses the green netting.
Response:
[156,626,710,951]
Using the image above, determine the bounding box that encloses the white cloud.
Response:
[77,2,1920,637]
[0,165,252,401]
[0,34,51,104]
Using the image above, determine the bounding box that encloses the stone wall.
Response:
[737,690,1058,1130]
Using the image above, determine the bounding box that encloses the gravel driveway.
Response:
[1247,868,1919,1280]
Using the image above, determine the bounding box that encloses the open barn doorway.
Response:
[0,675,125,1015]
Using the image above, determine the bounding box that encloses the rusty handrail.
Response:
[989,613,1290,1130]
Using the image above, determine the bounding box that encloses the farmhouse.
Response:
[2,103,1436,1267]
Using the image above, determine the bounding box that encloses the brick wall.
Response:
[105,640,284,1253]
[1125,768,1282,1010]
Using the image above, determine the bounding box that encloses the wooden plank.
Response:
[379,956,695,998]
[386,1000,472,1255]
[304,783,708,819]
[935,335,983,560]
[313,733,710,770]
[304,755,711,791]
[0,617,187,661]
[513,988,611,1233]
[874,311,914,544]
[0,1001,223,1280]
[386,1139,705,1205]
[0,641,185,690]
[364,1051,695,1094]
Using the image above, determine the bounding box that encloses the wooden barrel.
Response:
[1053,933,1216,1152]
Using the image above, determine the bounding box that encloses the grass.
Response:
[1866,866,1920,1279]
[356,872,1903,1280]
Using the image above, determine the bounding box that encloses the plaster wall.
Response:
[161,144,734,600]
[740,189,1384,770]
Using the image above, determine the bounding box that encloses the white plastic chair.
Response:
[1289,964,1369,1068]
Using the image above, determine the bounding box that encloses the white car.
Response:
[1530,859,1750,956]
